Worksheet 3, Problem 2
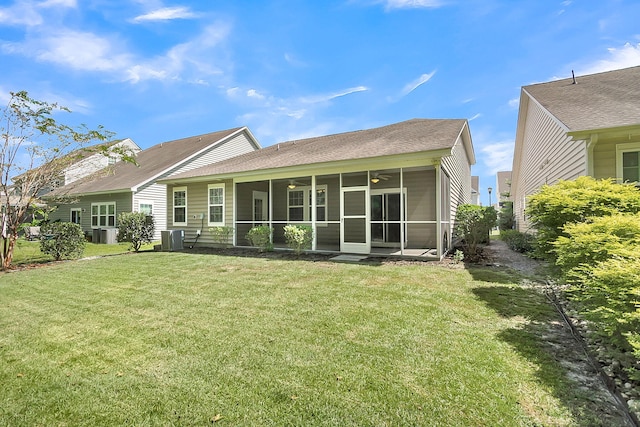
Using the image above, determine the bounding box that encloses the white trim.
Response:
[137,199,154,216]
[207,183,225,226]
[90,202,116,228]
[173,186,188,226]
[70,208,82,225]
[286,185,328,224]
[616,141,640,183]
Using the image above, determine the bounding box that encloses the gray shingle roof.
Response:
[53,127,243,195]
[168,118,469,180]
[524,65,640,132]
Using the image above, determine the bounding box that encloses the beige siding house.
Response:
[160,119,475,259]
[511,65,640,231]
[47,127,261,240]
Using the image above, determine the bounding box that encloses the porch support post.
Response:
[269,179,274,245]
[435,161,442,258]
[399,167,405,256]
[311,174,317,251]
[232,179,237,247]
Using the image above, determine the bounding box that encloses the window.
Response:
[138,201,153,216]
[173,187,187,225]
[617,142,640,184]
[70,208,82,225]
[287,185,327,222]
[208,184,225,225]
[91,202,116,228]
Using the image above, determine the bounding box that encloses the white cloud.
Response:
[469,113,481,121]
[401,71,436,96]
[381,0,445,10]
[132,6,197,23]
[508,97,519,109]
[577,43,640,75]
[0,0,76,26]
[480,140,514,174]
[247,89,265,100]
[299,86,369,104]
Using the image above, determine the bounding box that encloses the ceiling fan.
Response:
[370,172,391,184]
[287,179,308,189]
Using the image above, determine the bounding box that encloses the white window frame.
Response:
[70,208,82,225]
[287,185,327,223]
[616,141,640,184]
[90,202,116,228]
[138,200,154,216]
[173,187,187,226]
[207,183,225,226]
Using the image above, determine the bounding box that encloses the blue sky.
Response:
[2,0,640,205]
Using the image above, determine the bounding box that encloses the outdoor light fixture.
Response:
[370,177,380,184]
[288,182,296,189]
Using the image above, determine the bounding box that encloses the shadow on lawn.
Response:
[472,282,630,426]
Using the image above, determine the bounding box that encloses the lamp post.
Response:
[488,187,492,207]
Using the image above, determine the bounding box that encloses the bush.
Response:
[500,229,536,254]
[283,224,313,255]
[246,226,273,252]
[209,226,234,246]
[117,212,155,252]
[453,204,497,262]
[568,257,640,379]
[39,222,85,261]
[553,214,640,278]
[526,177,640,260]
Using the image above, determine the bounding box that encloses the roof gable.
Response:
[523,65,640,132]
[167,119,469,181]
[52,127,252,195]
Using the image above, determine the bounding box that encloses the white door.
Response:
[252,191,268,226]
[340,186,370,254]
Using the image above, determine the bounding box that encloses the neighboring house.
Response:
[160,119,475,259]
[496,171,512,207]
[47,127,261,240]
[471,176,479,205]
[511,65,640,231]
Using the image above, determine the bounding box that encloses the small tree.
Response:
[117,212,155,252]
[526,177,640,260]
[283,224,313,255]
[498,201,514,231]
[454,204,497,262]
[246,225,273,252]
[1,91,136,270]
[39,222,85,261]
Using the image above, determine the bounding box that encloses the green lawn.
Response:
[0,252,604,426]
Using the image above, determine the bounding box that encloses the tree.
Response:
[117,212,155,252]
[39,222,86,261]
[454,204,497,262]
[1,91,135,270]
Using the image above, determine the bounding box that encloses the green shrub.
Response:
[568,257,640,379]
[553,214,640,278]
[500,229,536,254]
[283,224,313,255]
[246,226,273,252]
[209,226,234,246]
[454,204,497,261]
[39,222,85,261]
[526,177,640,260]
[117,212,155,252]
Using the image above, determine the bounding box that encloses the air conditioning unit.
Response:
[161,230,184,251]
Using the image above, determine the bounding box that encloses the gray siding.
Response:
[512,97,587,231]
[49,192,132,236]
[441,134,472,246]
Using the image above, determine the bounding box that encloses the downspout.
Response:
[269,179,274,246]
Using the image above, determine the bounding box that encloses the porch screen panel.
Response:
[343,191,365,216]
[343,218,366,243]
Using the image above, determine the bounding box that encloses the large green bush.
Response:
[39,222,86,261]
[553,214,640,277]
[117,212,155,252]
[526,177,640,259]
[500,229,536,254]
[454,204,497,261]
